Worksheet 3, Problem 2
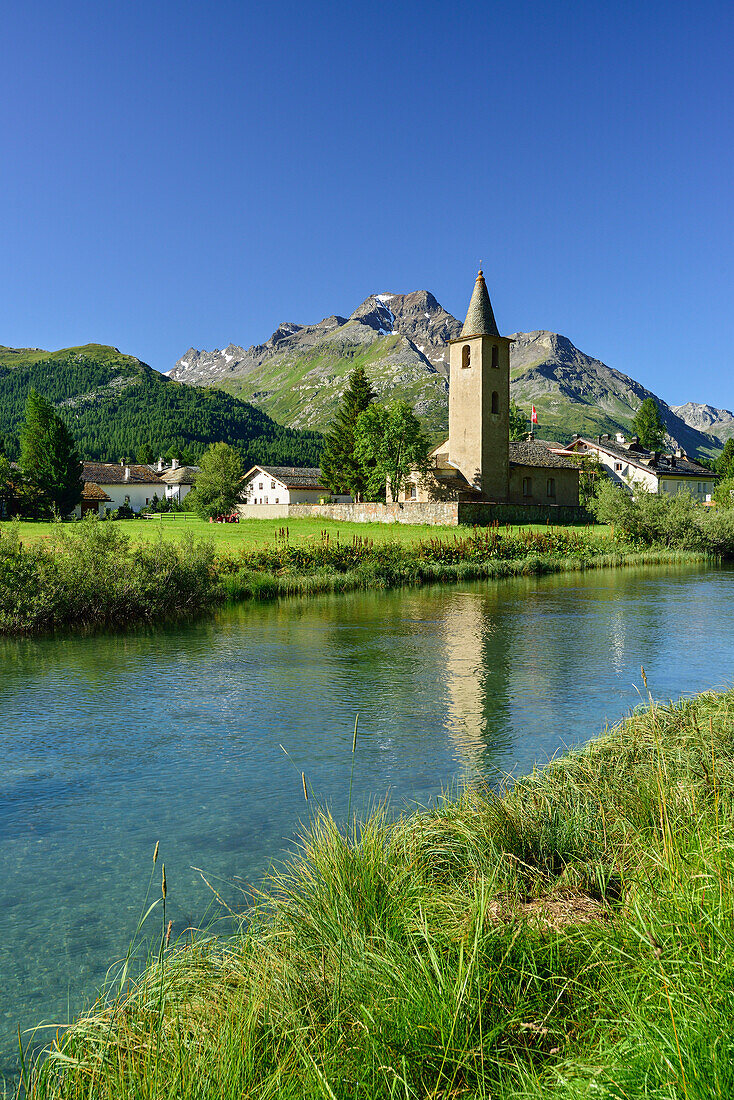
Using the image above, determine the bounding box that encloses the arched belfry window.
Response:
[461,344,471,368]
[491,391,499,414]
[491,345,499,369]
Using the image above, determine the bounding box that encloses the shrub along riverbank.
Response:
[23,687,734,1098]
[0,517,717,634]
[0,511,731,634]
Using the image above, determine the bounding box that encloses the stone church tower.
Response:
[447,270,513,500]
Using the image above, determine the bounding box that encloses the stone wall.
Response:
[457,502,591,526]
[237,501,591,526]
[237,504,292,519]
[286,502,461,525]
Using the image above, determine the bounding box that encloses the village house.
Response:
[241,465,351,505]
[566,434,717,501]
[156,458,199,505]
[76,462,165,516]
[400,270,580,507]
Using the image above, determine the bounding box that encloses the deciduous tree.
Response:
[19,390,83,517]
[509,400,528,441]
[354,401,431,502]
[187,442,244,519]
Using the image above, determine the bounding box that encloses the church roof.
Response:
[460,270,500,338]
[508,441,579,469]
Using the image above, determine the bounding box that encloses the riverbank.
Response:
[0,517,716,634]
[23,686,734,1098]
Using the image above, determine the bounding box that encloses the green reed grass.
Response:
[22,686,734,1099]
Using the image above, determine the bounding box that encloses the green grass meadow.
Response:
[2,515,609,552]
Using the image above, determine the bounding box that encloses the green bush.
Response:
[590,480,734,555]
[0,516,216,633]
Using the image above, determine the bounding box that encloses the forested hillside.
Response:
[0,344,322,465]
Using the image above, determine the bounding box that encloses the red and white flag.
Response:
[531,406,538,424]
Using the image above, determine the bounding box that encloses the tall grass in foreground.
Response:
[23,687,734,1098]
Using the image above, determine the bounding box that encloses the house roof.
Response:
[246,465,326,490]
[460,269,500,338]
[81,482,112,502]
[82,462,163,485]
[508,440,579,470]
[157,465,199,485]
[432,469,482,493]
[570,436,717,479]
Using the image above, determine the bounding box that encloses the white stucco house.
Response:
[157,461,199,504]
[241,466,351,505]
[76,462,165,515]
[567,435,717,501]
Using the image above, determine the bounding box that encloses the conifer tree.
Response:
[632,397,666,450]
[0,453,11,517]
[320,365,376,500]
[20,390,83,517]
[716,437,734,479]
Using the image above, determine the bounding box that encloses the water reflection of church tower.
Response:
[440,591,513,774]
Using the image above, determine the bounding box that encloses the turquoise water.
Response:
[1,562,733,1079]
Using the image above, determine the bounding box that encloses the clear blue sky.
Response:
[1,0,732,409]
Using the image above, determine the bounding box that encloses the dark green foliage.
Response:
[19,390,83,517]
[568,452,608,507]
[716,437,734,478]
[354,400,431,501]
[0,518,216,633]
[590,478,734,553]
[0,346,322,467]
[713,476,734,507]
[320,364,376,499]
[136,442,154,464]
[0,454,11,517]
[509,399,528,441]
[632,396,666,450]
[187,442,245,519]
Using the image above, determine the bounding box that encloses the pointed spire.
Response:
[460,269,500,338]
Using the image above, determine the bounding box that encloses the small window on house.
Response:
[546,478,556,498]
[614,462,623,472]
[491,344,499,369]
[146,498,149,505]
[491,391,499,414]
[259,482,263,489]
[124,495,130,504]
[522,477,532,498]
[461,344,471,368]
[271,481,276,489]
[275,498,279,503]
[406,483,417,500]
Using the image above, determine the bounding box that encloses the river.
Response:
[1,561,733,1079]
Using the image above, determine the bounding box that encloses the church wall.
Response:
[508,465,579,507]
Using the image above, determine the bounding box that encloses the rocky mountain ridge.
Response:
[169,292,726,458]
[670,402,734,442]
